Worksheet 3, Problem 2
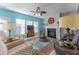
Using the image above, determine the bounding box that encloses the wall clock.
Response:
[48,17,55,24]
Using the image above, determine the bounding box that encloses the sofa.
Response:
[6,39,24,49]
[0,39,32,55]
[5,39,32,55]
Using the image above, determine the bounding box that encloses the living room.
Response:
[0,3,79,55]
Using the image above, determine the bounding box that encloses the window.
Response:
[26,20,33,32]
[26,20,39,35]
[26,20,38,33]
[26,20,33,25]
[16,19,25,35]
[34,21,38,33]
[0,18,7,33]
[0,24,4,31]
[16,19,39,36]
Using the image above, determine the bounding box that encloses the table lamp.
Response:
[59,15,79,40]
[3,23,15,37]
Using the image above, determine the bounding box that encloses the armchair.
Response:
[0,40,7,55]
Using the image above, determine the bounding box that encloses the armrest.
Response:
[6,40,24,49]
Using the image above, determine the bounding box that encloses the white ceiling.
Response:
[0,3,78,25]
[0,3,78,19]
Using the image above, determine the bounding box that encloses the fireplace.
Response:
[47,28,56,38]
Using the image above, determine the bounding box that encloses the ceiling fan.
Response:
[30,7,47,16]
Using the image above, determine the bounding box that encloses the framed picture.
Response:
[48,17,55,24]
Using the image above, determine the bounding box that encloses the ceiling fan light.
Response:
[35,13,41,16]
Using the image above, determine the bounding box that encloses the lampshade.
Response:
[75,15,79,28]
[3,23,15,30]
[59,15,79,28]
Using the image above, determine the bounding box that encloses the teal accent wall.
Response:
[0,8,44,36]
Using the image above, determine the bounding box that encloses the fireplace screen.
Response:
[47,28,56,38]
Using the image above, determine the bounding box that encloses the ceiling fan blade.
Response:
[41,11,47,14]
